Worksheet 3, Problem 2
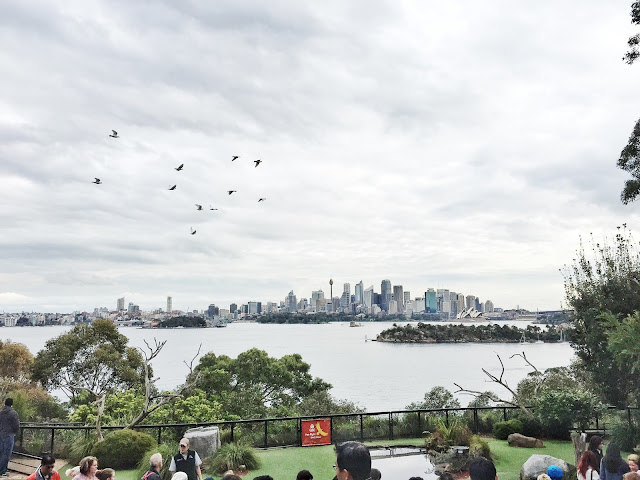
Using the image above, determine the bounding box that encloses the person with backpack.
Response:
[143,453,163,480]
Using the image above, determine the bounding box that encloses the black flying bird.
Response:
[195,204,203,210]
[254,159,262,167]
[93,178,101,184]
[258,198,266,202]
[232,155,239,161]
[109,130,119,138]
[169,185,177,190]
[228,190,237,195]
[209,205,218,210]
[190,227,197,235]
[175,163,184,171]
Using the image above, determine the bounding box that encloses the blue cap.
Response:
[547,465,563,480]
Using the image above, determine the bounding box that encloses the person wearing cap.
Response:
[547,465,563,480]
[169,438,203,480]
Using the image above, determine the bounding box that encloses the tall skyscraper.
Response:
[167,296,172,313]
[484,300,494,312]
[437,289,451,318]
[425,289,437,313]
[117,297,125,311]
[311,290,325,311]
[404,291,411,305]
[364,286,375,310]
[381,279,392,312]
[354,281,364,305]
[230,303,237,313]
[393,285,404,313]
[340,283,351,311]
[466,295,476,311]
[286,290,297,312]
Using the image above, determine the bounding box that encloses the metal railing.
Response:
[15,405,639,456]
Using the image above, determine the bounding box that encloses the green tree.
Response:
[562,229,640,405]
[0,340,33,381]
[188,348,331,418]
[31,319,145,402]
[406,386,461,411]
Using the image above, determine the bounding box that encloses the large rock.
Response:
[520,454,576,480]
[508,433,545,448]
[184,426,221,459]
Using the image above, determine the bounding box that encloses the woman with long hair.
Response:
[601,444,631,480]
[579,451,601,480]
[72,457,99,480]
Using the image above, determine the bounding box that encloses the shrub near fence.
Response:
[14,405,640,456]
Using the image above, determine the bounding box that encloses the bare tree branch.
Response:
[183,344,202,374]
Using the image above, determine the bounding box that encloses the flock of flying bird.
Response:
[93,130,267,235]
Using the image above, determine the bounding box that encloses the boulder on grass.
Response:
[508,433,544,448]
[184,426,221,459]
[520,454,576,480]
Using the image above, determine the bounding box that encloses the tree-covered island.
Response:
[376,322,568,343]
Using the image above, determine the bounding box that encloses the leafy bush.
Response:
[92,429,157,469]
[516,414,544,439]
[611,421,640,451]
[204,442,260,475]
[493,419,523,440]
[425,418,472,452]
[470,435,491,459]
[534,389,603,439]
[135,442,175,480]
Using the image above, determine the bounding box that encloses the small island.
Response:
[376,322,568,343]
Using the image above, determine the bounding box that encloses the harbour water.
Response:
[3,321,574,411]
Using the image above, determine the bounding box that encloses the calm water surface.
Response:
[3,321,574,411]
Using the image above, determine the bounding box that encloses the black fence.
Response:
[14,405,640,457]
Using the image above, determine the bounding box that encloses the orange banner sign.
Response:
[301,418,331,446]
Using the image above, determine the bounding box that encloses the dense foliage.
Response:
[92,429,157,469]
[406,386,461,411]
[493,419,523,440]
[31,319,146,402]
[562,229,640,405]
[188,348,331,418]
[157,316,206,328]
[377,322,565,343]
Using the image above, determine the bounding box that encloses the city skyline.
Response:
[1,2,638,313]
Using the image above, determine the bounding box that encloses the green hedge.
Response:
[492,419,523,440]
[93,429,157,469]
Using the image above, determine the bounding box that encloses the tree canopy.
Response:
[405,386,461,411]
[31,319,146,402]
[562,229,640,405]
[188,348,331,418]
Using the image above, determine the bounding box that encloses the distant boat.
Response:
[350,321,363,327]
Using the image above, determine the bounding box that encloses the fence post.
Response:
[445,410,449,428]
[503,407,507,421]
[629,408,632,428]
[360,414,364,442]
[230,423,234,443]
[264,421,268,448]
[157,427,162,445]
[417,412,422,434]
[19,427,24,449]
[50,428,55,454]
[595,411,599,430]
[298,418,302,447]
[330,416,333,442]
[473,408,479,434]
[388,413,393,440]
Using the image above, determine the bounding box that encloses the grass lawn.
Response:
[60,437,591,480]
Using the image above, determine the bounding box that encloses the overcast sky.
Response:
[1,0,639,313]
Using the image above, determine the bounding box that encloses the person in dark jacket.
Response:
[601,444,630,480]
[169,438,203,480]
[0,398,20,476]
[589,436,604,472]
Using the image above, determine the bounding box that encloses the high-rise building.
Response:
[404,291,411,305]
[414,297,425,313]
[484,300,494,312]
[437,289,451,318]
[354,281,364,305]
[286,290,297,312]
[167,296,172,313]
[207,304,219,316]
[340,283,351,311]
[393,285,404,313]
[364,286,375,310]
[388,299,398,315]
[248,301,262,314]
[230,303,237,314]
[381,279,392,312]
[117,297,125,311]
[425,289,437,313]
[311,290,325,311]
[466,295,476,311]
[128,302,139,314]
[450,291,458,318]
